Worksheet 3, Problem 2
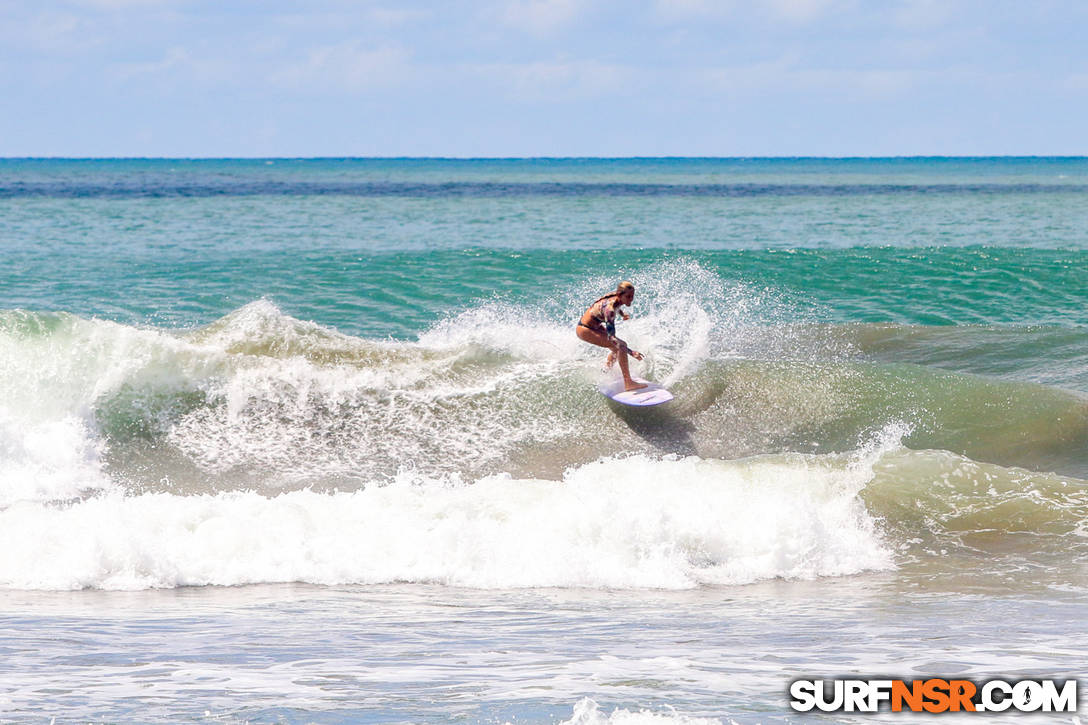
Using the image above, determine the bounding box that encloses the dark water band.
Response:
[4,180,1088,199]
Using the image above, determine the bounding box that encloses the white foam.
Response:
[0,302,581,492]
[0,258,854,508]
[560,698,727,725]
[0,452,894,591]
[172,301,591,481]
[0,313,172,505]
[0,414,110,507]
[415,257,801,383]
[419,300,584,362]
[1,258,812,500]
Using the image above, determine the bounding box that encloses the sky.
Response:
[2,0,1086,157]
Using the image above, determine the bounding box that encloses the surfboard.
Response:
[597,377,674,407]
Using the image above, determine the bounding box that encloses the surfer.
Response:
[577,281,647,391]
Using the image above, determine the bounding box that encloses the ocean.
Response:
[0,157,1086,723]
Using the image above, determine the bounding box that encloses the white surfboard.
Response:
[597,377,674,407]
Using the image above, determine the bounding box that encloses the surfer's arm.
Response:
[610,335,643,360]
[605,300,630,323]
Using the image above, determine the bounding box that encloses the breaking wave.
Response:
[2,260,1086,591]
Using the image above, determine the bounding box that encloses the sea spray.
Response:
[562,698,727,725]
[3,159,1088,722]
[3,289,1086,506]
[0,451,895,591]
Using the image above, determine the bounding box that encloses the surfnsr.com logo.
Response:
[789,678,1078,713]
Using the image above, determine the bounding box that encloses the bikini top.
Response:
[593,297,617,324]
[580,296,620,333]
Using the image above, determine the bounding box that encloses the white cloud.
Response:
[68,0,168,8]
[270,5,432,31]
[701,58,922,97]
[891,0,955,30]
[1062,72,1088,91]
[269,42,413,92]
[2,4,177,55]
[367,6,430,26]
[763,0,849,23]
[109,45,237,86]
[113,46,190,80]
[655,0,851,26]
[654,0,735,18]
[471,58,633,101]
[498,0,581,35]
[13,10,89,52]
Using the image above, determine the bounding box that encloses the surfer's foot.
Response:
[604,351,616,369]
[624,379,648,391]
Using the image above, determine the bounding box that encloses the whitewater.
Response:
[1,157,1087,723]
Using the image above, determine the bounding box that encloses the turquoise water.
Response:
[4,158,1087,334]
[1,158,1086,723]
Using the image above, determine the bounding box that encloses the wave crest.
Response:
[0,452,894,591]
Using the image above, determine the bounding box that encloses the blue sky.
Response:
[2,0,1086,157]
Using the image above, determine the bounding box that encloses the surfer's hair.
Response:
[593,281,635,304]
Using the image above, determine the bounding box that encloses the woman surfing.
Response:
[576,281,647,392]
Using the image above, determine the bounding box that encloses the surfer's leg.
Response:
[614,340,647,391]
[578,327,645,390]
[576,325,613,350]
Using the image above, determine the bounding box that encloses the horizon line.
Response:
[3,155,1088,162]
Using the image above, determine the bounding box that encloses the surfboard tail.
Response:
[597,378,675,407]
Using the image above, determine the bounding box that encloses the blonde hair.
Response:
[594,281,635,305]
